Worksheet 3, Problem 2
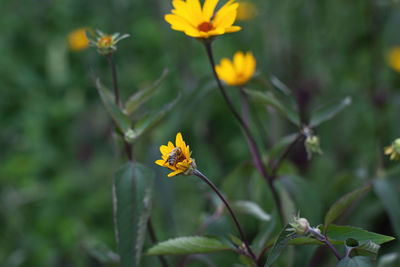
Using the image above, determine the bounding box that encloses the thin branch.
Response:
[204,42,284,224]
[193,170,260,266]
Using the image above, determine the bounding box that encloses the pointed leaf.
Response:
[96,79,131,133]
[114,162,154,267]
[130,95,179,141]
[327,225,395,245]
[324,185,371,230]
[232,200,271,221]
[270,76,292,96]
[125,69,169,115]
[244,89,300,125]
[147,236,233,255]
[310,97,352,127]
[373,179,400,238]
[337,256,374,267]
[264,224,293,266]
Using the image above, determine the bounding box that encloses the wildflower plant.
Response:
[82,1,397,266]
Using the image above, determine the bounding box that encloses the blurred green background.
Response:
[1,0,400,266]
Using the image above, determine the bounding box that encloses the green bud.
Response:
[124,129,136,143]
[305,135,323,159]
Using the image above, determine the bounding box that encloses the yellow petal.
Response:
[168,170,183,177]
[233,51,245,73]
[155,159,166,166]
[168,141,175,149]
[213,0,238,29]
[176,132,184,148]
[244,52,256,80]
[165,14,197,32]
[223,25,241,33]
[160,145,170,155]
[203,0,218,21]
[187,0,203,22]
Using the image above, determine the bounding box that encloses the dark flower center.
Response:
[198,22,213,32]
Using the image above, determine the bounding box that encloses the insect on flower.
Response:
[166,147,183,166]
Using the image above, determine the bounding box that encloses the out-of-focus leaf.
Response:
[96,79,131,133]
[324,185,371,230]
[135,178,153,265]
[377,253,400,267]
[309,97,352,127]
[337,256,374,267]
[280,186,295,224]
[266,133,299,159]
[279,175,322,223]
[327,225,394,245]
[350,240,380,260]
[264,224,293,267]
[270,76,292,96]
[244,89,300,126]
[125,68,169,115]
[147,236,233,255]
[114,162,154,267]
[130,95,179,141]
[373,179,400,238]
[231,200,271,221]
[86,241,120,263]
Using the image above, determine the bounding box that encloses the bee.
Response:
[166,147,183,166]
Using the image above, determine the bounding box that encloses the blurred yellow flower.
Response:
[155,133,196,177]
[384,138,400,161]
[386,47,400,72]
[68,28,89,51]
[237,1,257,21]
[165,0,241,39]
[215,51,256,86]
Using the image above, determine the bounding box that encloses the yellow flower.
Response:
[155,133,196,177]
[165,0,241,39]
[384,138,400,161]
[215,51,256,86]
[386,47,400,72]
[236,1,257,21]
[68,28,89,51]
[88,30,130,56]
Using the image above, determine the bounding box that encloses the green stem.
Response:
[106,53,169,267]
[204,42,284,224]
[193,170,260,266]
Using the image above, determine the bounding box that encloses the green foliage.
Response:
[147,236,233,255]
[114,162,154,267]
[324,185,372,230]
[264,224,292,267]
[309,97,352,127]
[337,256,374,267]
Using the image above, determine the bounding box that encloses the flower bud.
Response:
[305,135,323,159]
[124,129,136,143]
[287,215,310,236]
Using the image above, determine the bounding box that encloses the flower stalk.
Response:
[106,54,169,267]
[193,169,259,265]
[308,228,342,260]
[204,42,284,224]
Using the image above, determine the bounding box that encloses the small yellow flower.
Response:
[88,30,130,56]
[215,51,256,86]
[155,133,196,177]
[165,0,241,39]
[68,28,90,51]
[236,1,257,21]
[384,138,400,161]
[386,47,400,73]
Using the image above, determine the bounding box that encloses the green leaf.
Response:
[114,162,154,267]
[86,241,120,263]
[124,69,169,115]
[378,253,400,267]
[351,241,380,260]
[96,79,131,133]
[265,225,293,267]
[270,76,292,96]
[130,95,179,141]
[337,256,374,267]
[244,89,300,126]
[231,200,271,221]
[373,179,400,238]
[267,133,299,159]
[327,225,395,245]
[309,97,352,127]
[324,185,371,230]
[147,236,233,255]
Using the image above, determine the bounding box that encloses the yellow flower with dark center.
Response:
[236,1,257,21]
[386,47,400,73]
[165,0,241,39]
[155,133,196,177]
[215,51,256,86]
[68,28,89,51]
[384,138,400,161]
